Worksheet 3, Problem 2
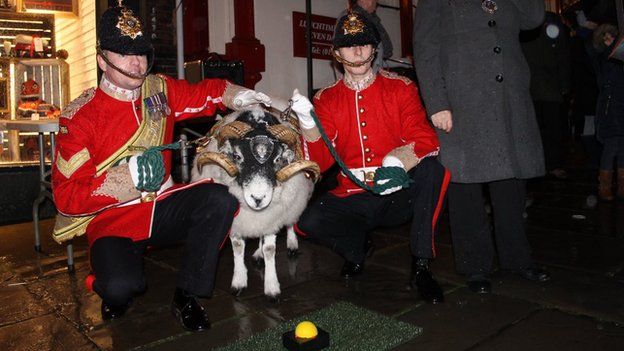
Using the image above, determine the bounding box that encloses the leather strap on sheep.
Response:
[198,117,320,183]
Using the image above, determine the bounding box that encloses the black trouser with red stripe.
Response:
[90,183,238,307]
[296,158,449,264]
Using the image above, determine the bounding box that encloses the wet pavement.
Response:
[1,144,624,350]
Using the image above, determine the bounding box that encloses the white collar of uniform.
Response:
[100,76,141,102]
[343,70,376,91]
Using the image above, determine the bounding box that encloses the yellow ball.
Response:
[295,321,318,341]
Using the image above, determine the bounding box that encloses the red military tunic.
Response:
[52,75,229,245]
[305,70,440,197]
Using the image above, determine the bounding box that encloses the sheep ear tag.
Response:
[249,135,274,164]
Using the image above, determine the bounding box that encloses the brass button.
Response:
[366,157,372,162]
[361,121,367,127]
[358,94,363,100]
[359,108,365,113]
[365,148,370,153]
[365,171,375,181]
[141,192,156,203]
[362,135,368,140]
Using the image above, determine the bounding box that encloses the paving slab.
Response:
[144,312,281,351]
[0,284,51,326]
[472,309,624,351]
[0,314,97,351]
[394,287,539,351]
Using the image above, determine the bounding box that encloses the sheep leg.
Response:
[230,236,247,296]
[252,237,264,267]
[262,234,280,301]
[286,226,299,258]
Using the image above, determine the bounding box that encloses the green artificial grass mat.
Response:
[215,301,422,351]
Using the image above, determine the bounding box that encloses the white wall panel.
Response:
[55,0,97,100]
[208,0,403,98]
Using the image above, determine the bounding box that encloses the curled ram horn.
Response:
[266,124,299,147]
[266,123,304,160]
[196,151,239,177]
[216,120,253,146]
[276,160,321,184]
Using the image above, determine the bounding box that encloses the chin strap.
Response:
[332,47,377,67]
[97,46,154,80]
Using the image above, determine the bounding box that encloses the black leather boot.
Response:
[101,301,129,320]
[171,288,210,332]
[410,258,444,304]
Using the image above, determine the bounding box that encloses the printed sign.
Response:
[292,11,336,61]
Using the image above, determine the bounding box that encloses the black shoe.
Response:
[514,267,551,283]
[172,288,210,332]
[101,301,129,320]
[467,279,492,294]
[410,258,444,304]
[340,260,364,278]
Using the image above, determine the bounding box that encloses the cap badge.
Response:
[343,13,364,36]
[116,8,143,39]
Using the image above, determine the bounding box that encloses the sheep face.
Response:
[222,132,295,210]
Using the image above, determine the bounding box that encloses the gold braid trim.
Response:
[386,143,420,171]
[222,82,255,110]
[93,164,141,202]
[56,148,91,179]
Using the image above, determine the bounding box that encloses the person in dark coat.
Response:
[587,24,624,200]
[413,0,551,294]
[565,11,599,141]
[522,12,571,178]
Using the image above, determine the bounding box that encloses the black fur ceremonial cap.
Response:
[333,11,380,48]
[97,6,152,55]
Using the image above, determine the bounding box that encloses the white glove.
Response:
[377,155,406,195]
[233,89,272,109]
[291,89,315,129]
[382,155,405,169]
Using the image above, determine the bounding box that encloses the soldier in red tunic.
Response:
[292,12,450,304]
[51,4,270,331]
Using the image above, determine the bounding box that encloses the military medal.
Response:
[481,0,498,14]
[144,92,171,121]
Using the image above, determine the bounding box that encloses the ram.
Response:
[191,107,319,300]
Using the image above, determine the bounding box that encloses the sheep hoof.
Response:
[231,287,245,297]
[252,257,265,268]
[266,294,280,303]
[287,249,299,258]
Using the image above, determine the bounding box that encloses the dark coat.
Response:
[413,0,546,183]
[521,14,571,103]
[588,42,624,141]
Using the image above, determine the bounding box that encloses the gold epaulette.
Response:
[379,70,412,85]
[156,73,169,81]
[61,88,96,120]
[314,79,340,101]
